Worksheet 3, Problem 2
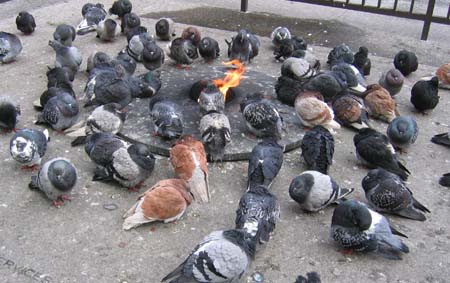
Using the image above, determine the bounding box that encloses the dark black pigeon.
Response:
[142,40,165,71]
[275,75,304,106]
[410,76,439,113]
[273,36,307,61]
[295,272,321,283]
[327,43,354,67]
[109,0,132,17]
[121,12,140,35]
[431,131,450,148]
[354,128,410,180]
[439,173,450,187]
[352,46,371,76]
[303,71,347,102]
[155,18,175,41]
[301,125,334,174]
[16,11,36,34]
[362,168,430,221]
[247,138,284,190]
[0,97,20,132]
[149,96,184,140]
[198,36,220,62]
[394,50,418,76]
[235,185,280,245]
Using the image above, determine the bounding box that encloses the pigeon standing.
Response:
[199,111,231,162]
[386,116,418,152]
[28,158,77,207]
[109,0,132,17]
[0,97,20,132]
[126,32,153,62]
[270,26,291,48]
[226,29,252,63]
[394,50,418,76]
[10,129,49,170]
[301,125,334,174]
[122,178,193,230]
[49,40,82,78]
[16,11,36,34]
[149,97,184,139]
[289,171,354,212]
[331,199,409,259]
[142,40,165,70]
[170,135,209,203]
[155,18,175,41]
[36,92,79,131]
[247,138,284,190]
[85,132,129,167]
[362,168,430,221]
[235,185,280,245]
[161,229,255,283]
[352,46,371,76]
[378,68,404,97]
[76,3,107,35]
[53,24,76,47]
[198,36,220,62]
[96,19,120,41]
[354,128,410,180]
[0,32,23,63]
[410,77,440,113]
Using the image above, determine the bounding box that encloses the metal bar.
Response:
[361,0,365,7]
[447,4,450,19]
[421,0,436,40]
[241,0,248,12]
[377,0,381,9]
[410,0,415,13]
[393,0,398,11]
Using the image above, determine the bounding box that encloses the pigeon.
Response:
[69,103,126,146]
[170,135,209,203]
[0,97,20,132]
[362,168,430,221]
[48,40,82,78]
[121,12,140,35]
[294,95,341,133]
[274,75,304,106]
[127,32,154,62]
[96,19,120,41]
[155,17,176,41]
[109,0,132,17]
[301,125,334,174]
[142,40,165,70]
[47,66,74,88]
[394,50,418,76]
[331,63,367,93]
[36,92,79,131]
[295,272,321,283]
[114,50,137,76]
[352,46,371,76]
[378,68,404,97]
[386,116,418,152]
[85,132,129,167]
[240,92,283,139]
[270,26,291,48]
[198,83,225,114]
[431,131,450,148]
[161,229,255,283]
[273,36,308,61]
[149,96,184,139]
[0,32,23,63]
[122,178,193,230]
[76,3,107,35]
[410,77,439,113]
[125,25,147,42]
[289,170,354,212]
[247,138,284,190]
[235,185,280,245]
[331,199,409,260]
[128,71,162,98]
[280,57,317,81]
[327,43,354,67]
[354,128,410,180]
[28,158,77,207]
[198,37,220,62]
[39,85,75,110]
[247,32,260,61]
[226,29,253,63]
[303,72,346,102]
[181,26,202,47]
[10,129,49,170]
[332,94,370,130]
[16,11,36,34]
[439,173,450,187]
[199,111,231,161]
[168,37,198,66]
[53,24,76,47]
[436,63,450,85]
[86,51,112,73]
[363,84,398,123]
[93,143,156,190]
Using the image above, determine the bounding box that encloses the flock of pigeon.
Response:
[1,0,450,282]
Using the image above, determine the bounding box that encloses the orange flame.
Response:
[212,60,245,101]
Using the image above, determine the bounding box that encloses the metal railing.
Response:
[240,0,450,40]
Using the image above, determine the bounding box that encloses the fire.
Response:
[212,60,245,101]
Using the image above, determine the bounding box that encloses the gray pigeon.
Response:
[226,29,251,63]
[121,12,140,35]
[155,17,176,41]
[362,168,430,221]
[198,83,225,114]
[128,71,162,98]
[16,11,36,34]
[85,132,129,167]
[270,26,291,48]
[10,128,49,170]
[76,3,107,35]
[331,63,367,93]
[281,57,317,82]
[199,111,231,161]
[247,138,284,190]
[386,116,418,152]
[327,43,354,67]
[109,0,132,17]
[149,96,184,139]
[168,37,197,66]
[142,40,165,70]
[48,40,82,78]
[161,229,255,283]
[0,32,23,63]
[69,103,126,146]
[53,24,76,47]
[378,68,404,97]
[126,32,153,62]
[289,170,354,212]
[235,185,280,245]
[93,143,156,190]
[29,158,77,207]
[86,51,112,73]
[36,92,79,131]
[0,97,20,132]
[331,200,409,260]
[114,51,137,76]
[96,19,120,41]
[198,36,220,62]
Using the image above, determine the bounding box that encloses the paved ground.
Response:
[1,0,450,282]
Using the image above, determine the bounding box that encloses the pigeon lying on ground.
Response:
[168,37,198,66]
[142,40,165,71]
[0,32,23,63]
[199,111,231,162]
[16,11,36,34]
[10,128,49,171]
[149,96,184,140]
[301,125,334,174]
[294,94,341,133]
[0,96,20,132]
[161,229,255,283]
[363,84,399,123]
[198,83,225,114]
[378,68,404,97]
[29,158,77,207]
[155,17,176,41]
[109,0,132,17]
[36,92,79,131]
[327,43,354,67]
[198,36,220,62]
[410,76,440,113]
[295,272,321,283]
[394,49,418,76]
[332,94,370,131]
[386,116,418,152]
